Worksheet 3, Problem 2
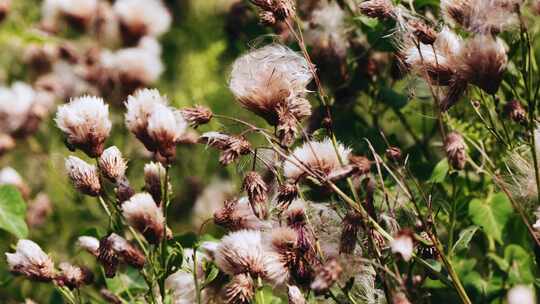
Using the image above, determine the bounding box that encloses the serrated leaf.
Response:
[0,185,28,238]
[468,193,513,244]
[451,226,479,254]
[429,159,449,183]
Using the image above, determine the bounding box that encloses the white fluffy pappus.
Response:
[5,239,55,281]
[121,192,164,244]
[77,236,100,256]
[0,82,39,133]
[229,44,313,124]
[214,229,267,277]
[55,95,112,157]
[65,156,101,196]
[98,146,127,182]
[113,0,171,37]
[283,137,351,181]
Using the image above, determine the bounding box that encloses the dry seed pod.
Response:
[242,171,268,219]
[444,132,466,170]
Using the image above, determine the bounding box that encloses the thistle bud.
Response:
[55,96,112,157]
[213,198,270,231]
[359,0,395,19]
[5,239,55,281]
[391,229,414,262]
[99,233,145,277]
[386,146,402,162]
[98,146,127,183]
[503,100,527,124]
[65,156,101,196]
[225,273,255,304]
[444,132,466,170]
[121,193,164,244]
[243,171,268,219]
[339,211,362,254]
[409,20,437,45]
[116,178,135,203]
[144,161,165,204]
[310,259,342,293]
[348,155,371,175]
[180,105,213,127]
[98,235,120,278]
[199,132,252,165]
[259,10,276,25]
[287,285,306,304]
[55,262,94,290]
[276,183,299,210]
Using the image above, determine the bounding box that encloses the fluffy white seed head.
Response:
[125,88,167,137]
[215,230,267,277]
[65,156,101,196]
[229,44,312,124]
[77,236,100,256]
[165,271,200,304]
[507,285,535,304]
[42,0,98,30]
[213,197,271,231]
[0,167,23,187]
[5,239,55,281]
[390,232,414,262]
[283,138,351,181]
[122,192,164,244]
[113,0,171,37]
[147,103,187,157]
[98,146,127,182]
[55,96,111,157]
[0,82,39,134]
[102,44,164,86]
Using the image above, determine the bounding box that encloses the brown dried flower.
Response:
[200,132,252,165]
[180,105,213,127]
[503,100,527,124]
[359,0,395,19]
[310,259,342,293]
[444,132,467,170]
[225,273,255,304]
[243,171,268,219]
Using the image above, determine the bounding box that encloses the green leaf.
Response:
[468,193,513,244]
[355,16,379,28]
[451,226,479,254]
[429,159,449,183]
[504,245,535,284]
[105,268,146,295]
[0,185,28,238]
[378,86,408,109]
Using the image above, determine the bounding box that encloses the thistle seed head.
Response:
[444,132,467,170]
[121,192,164,244]
[65,156,101,196]
[55,95,111,157]
[98,146,127,182]
[243,171,268,219]
[5,239,55,281]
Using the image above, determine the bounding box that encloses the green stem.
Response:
[193,249,202,304]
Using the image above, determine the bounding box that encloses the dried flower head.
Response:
[507,285,535,304]
[100,233,145,275]
[125,88,167,151]
[455,35,507,95]
[166,269,208,304]
[441,0,519,34]
[349,155,371,175]
[98,146,127,182]
[243,171,268,219]
[403,27,463,86]
[122,192,164,244]
[65,156,101,196]
[283,138,351,182]
[276,183,299,210]
[56,96,111,157]
[225,273,255,304]
[200,132,252,165]
[340,211,362,254]
[55,262,93,289]
[214,197,270,231]
[77,236,100,256]
[391,230,414,261]
[310,259,342,293]
[113,0,171,45]
[42,0,99,31]
[359,0,395,19]
[444,132,467,170]
[229,44,312,142]
[180,105,213,127]
[215,230,267,277]
[192,179,235,228]
[503,100,527,124]
[408,20,437,45]
[144,161,165,203]
[147,103,187,162]
[264,227,298,285]
[5,239,55,281]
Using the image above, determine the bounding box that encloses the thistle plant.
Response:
[3,0,540,303]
